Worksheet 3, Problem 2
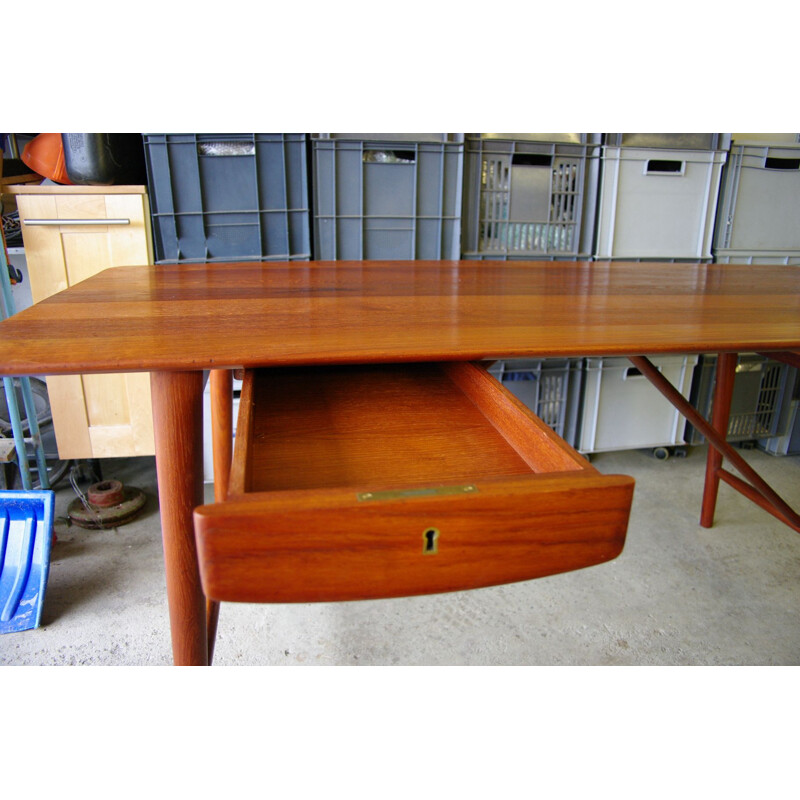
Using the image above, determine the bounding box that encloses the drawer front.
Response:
[195,472,633,603]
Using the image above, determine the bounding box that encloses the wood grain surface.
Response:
[150,370,207,665]
[2,260,799,376]
[231,362,589,496]
[195,473,634,603]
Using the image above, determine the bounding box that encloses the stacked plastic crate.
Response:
[311,134,464,260]
[712,134,800,455]
[576,355,698,458]
[759,376,800,456]
[713,133,800,266]
[684,354,796,449]
[461,133,601,262]
[143,134,313,479]
[461,134,600,444]
[576,134,729,456]
[594,133,729,262]
[143,133,311,263]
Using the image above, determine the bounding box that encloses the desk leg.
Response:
[151,370,207,666]
[700,353,737,528]
[630,354,800,533]
[206,368,233,663]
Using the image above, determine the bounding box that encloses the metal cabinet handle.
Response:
[23,218,131,226]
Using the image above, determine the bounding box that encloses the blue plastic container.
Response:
[0,490,55,634]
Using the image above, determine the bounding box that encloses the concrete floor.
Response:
[1,445,799,666]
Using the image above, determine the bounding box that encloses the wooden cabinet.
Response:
[11,186,155,459]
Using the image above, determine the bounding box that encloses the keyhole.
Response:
[423,528,439,555]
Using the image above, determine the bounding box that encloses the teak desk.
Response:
[1,260,799,666]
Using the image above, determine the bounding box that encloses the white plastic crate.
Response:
[713,143,800,258]
[578,355,698,454]
[461,136,601,260]
[594,147,726,260]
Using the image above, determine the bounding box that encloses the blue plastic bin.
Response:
[0,490,54,634]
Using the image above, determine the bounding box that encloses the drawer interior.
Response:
[230,362,588,496]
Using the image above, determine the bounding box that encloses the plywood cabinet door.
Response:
[16,190,156,459]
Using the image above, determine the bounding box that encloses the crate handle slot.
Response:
[363,150,416,164]
[645,159,685,175]
[511,153,552,168]
[625,367,643,379]
[625,364,663,380]
[764,157,800,171]
[197,141,255,157]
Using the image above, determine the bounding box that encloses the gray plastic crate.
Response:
[685,354,794,445]
[759,399,800,456]
[485,361,504,381]
[461,135,600,260]
[479,133,601,144]
[759,365,800,455]
[578,355,698,454]
[713,143,800,259]
[311,135,464,260]
[143,133,311,263]
[594,146,726,260]
[313,133,462,143]
[490,358,583,447]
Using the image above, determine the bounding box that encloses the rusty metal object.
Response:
[68,481,147,529]
[87,480,125,507]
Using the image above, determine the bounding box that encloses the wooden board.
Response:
[2,260,800,378]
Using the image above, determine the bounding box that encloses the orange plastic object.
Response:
[21,133,72,184]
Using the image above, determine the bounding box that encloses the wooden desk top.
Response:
[1,260,799,376]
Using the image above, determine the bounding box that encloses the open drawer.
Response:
[194,362,634,603]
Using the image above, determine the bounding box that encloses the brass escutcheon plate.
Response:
[357,484,477,502]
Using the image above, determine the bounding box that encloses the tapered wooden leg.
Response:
[206,600,221,664]
[206,368,233,663]
[151,370,207,666]
[700,353,737,528]
[210,369,233,501]
[631,355,800,532]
